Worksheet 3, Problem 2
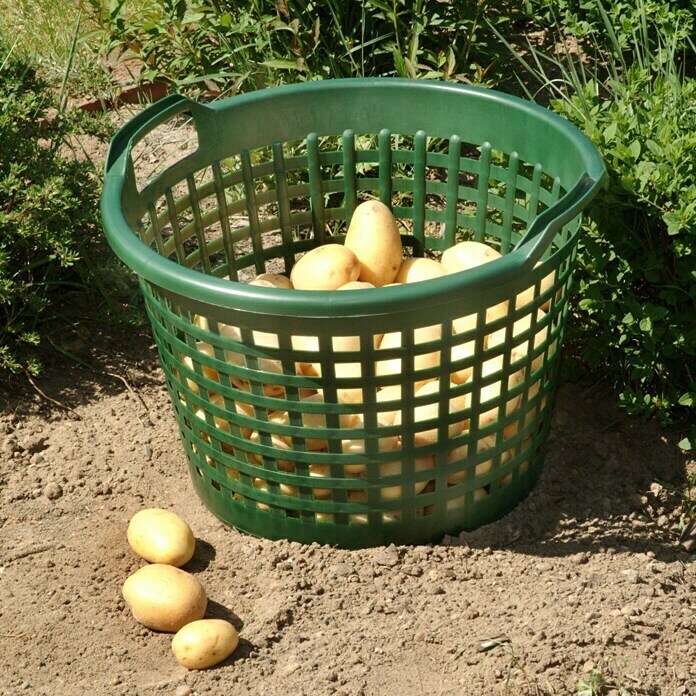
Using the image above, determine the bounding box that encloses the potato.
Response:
[252,273,294,289]
[442,241,508,327]
[341,413,400,474]
[487,309,554,374]
[172,619,239,670]
[441,240,501,274]
[122,564,207,632]
[395,258,444,284]
[515,262,557,311]
[446,487,488,511]
[247,431,295,471]
[376,323,441,385]
[446,435,498,486]
[308,463,364,500]
[127,509,195,567]
[450,335,477,385]
[290,244,360,290]
[392,380,468,447]
[464,355,524,430]
[337,280,376,291]
[344,200,403,286]
[379,456,435,500]
[253,478,298,511]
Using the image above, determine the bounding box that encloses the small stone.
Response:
[621,569,641,584]
[429,585,445,595]
[44,482,63,500]
[585,611,600,621]
[175,686,192,696]
[656,515,669,528]
[535,562,553,573]
[373,545,399,567]
[572,552,589,565]
[581,660,595,673]
[332,562,356,577]
[31,453,45,465]
[142,445,152,459]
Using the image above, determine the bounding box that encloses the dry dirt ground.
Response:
[0,311,695,696]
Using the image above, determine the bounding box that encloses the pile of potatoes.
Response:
[178,200,559,517]
[122,508,240,669]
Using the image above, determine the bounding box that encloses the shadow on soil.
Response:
[453,380,692,564]
[1,299,691,567]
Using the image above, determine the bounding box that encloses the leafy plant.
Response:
[87,0,523,96]
[495,0,696,445]
[0,41,107,374]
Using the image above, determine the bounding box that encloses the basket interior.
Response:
[130,117,582,540]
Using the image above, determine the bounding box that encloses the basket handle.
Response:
[511,172,601,270]
[105,93,215,177]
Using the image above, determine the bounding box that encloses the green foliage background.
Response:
[0,0,694,445]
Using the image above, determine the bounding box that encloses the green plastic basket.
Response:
[102,78,605,549]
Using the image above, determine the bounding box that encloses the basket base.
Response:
[187,459,543,549]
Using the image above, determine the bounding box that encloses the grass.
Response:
[0,0,149,99]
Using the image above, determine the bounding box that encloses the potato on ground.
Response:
[122,564,207,632]
[172,619,239,670]
[127,508,195,567]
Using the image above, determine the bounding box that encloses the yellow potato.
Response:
[515,262,557,311]
[376,323,441,385]
[308,463,363,500]
[252,273,294,289]
[395,258,444,284]
[441,242,507,327]
[446,487,488,511]
[441,240,501,274]
[122,564,207,632]
[446,435,498,486]
[464,355,524,430]
[393,380,468,447]
[341,413,400,474]
[172,619,239,670]
[253,478,298,512]
[379,456,435,500]
[290,244,360,290]
[344,200,403,286]
[487,310,555,374]
[450,335,477,385]
[127,508,195,568]
[247,431,295,471]
[337,280,376,291]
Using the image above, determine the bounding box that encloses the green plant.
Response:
[0,41,107,374]
[88,0,522,96]
[495,0,696,446]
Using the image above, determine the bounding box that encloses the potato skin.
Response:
[122,564,207,632]
[127,508,195,567]
[395,258,444,284]
[441,240,501,274]
[172,619,239,670]
[344,200,403,286]
[290,244,360,290]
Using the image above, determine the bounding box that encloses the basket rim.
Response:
[101,78,605,319]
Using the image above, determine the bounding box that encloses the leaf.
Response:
[603,120,618,141]
[629,139,641,160]
[677,437,693,451]
[261,59,306,72]
[639,317,652,332]
[678,392,695,407]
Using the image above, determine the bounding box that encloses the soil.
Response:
[2,95,695,695]
[1,308,695,696]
